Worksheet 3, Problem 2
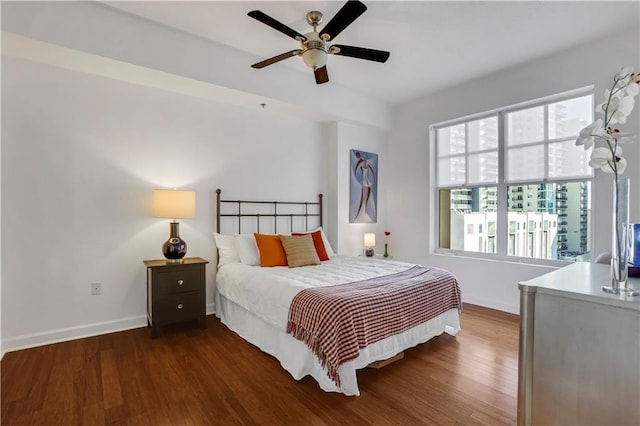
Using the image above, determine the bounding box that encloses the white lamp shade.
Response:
[153,189,196,219]
[364,233,376,248]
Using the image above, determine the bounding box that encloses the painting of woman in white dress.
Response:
[350,149,378,223]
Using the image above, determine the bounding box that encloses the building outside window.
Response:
[435,90,593,263]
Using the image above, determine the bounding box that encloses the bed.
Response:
[213,189,461,396]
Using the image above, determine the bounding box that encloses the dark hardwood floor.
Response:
[1,304,520,425]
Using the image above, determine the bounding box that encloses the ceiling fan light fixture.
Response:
[302,48,327,69]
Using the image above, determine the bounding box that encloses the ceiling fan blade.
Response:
[319,0,367,41]
[251,50,302,69]
[330,44,390,63]
[247,10,306,41]
[314,66,329,84]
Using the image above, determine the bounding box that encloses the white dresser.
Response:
[518,262,640,426]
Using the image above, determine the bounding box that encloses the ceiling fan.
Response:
[248,0,390,85]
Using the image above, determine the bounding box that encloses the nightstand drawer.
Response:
[157,269,201,295]
[156,292,200,323]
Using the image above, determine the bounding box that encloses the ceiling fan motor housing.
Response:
[301,32,327,69]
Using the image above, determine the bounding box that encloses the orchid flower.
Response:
[625,80,639,97]
[589,145,627,174]
[606,132,636,144]
[616,67,640,96]
[575,119,605,150]
[608,95,635,124]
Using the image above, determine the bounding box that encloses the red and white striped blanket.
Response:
[286,265,462,388]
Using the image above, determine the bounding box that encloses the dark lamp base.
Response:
[365,248,374,257]
[163,222,187,262]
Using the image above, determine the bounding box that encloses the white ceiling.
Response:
[103,1,639,106]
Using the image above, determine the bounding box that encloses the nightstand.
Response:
[143,257,209,338]
[359,253,394,260]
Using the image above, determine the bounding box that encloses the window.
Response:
[507,182,590,259]
[439,186,498,254]
[435,90,593,263]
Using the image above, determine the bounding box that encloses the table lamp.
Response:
[364,233,375,257]
[153,189,196,263]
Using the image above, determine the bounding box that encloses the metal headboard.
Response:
[216,189,323,234]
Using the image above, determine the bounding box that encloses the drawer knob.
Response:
[177,279,184,286]
[177,303,184,310]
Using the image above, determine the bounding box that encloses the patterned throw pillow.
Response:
[291,230,330,261]
[280,234,321,268]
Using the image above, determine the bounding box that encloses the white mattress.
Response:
[215,255,461,396]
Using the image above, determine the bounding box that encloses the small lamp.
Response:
[153,189,196,263]
[364,233,376,257]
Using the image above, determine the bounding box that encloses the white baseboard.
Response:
[1,303,217,359]
[1,315,147,357]
[462,294,520,315]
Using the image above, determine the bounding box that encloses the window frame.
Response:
[432,86,594,267]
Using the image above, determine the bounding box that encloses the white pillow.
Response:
[234,234,260,266]
[213,232,240,266]
[312,226,335,257]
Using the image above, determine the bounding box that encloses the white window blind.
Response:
[505,95,594,183]
[436,116,498,186]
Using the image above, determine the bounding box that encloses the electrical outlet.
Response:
[91,282,101,296]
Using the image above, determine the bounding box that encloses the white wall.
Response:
[328,122,390,256]
[0,23,3,358]
[389,29,640,313]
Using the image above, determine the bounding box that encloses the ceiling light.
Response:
[301,48,327,69]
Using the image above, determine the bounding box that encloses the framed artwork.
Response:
[349,149,378,223]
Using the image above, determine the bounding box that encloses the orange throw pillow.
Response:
[254,233,288,267]
[291,230,330,261]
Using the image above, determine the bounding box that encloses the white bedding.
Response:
[215,255,461,396]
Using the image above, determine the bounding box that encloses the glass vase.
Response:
[383,243,389,258]
[603,178,630,294]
